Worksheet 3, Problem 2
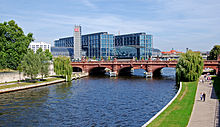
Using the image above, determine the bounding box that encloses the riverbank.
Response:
[0,72,89,94]
[0,78,65,94]
[146,81,197,127]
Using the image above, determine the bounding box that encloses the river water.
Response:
[0,68,177,127]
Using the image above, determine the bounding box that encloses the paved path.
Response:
[188,75,219,127]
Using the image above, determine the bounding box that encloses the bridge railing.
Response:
[71,60,179,64]
[71,60,219,65]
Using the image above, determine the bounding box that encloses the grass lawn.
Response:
[0,77,63,90]
[147,81,197,127]
[212,76,220,99]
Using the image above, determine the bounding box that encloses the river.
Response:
[0,68,177,127]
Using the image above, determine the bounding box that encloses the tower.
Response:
[74,25,82,60]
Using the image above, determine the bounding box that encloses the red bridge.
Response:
[71,58,220,76]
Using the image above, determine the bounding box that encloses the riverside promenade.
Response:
[188,75,219,127]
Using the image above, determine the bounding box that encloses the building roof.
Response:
[30,42,51,45]
[161,50,183,54]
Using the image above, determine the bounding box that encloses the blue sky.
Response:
[0,0,220,51]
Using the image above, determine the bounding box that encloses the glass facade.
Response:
[53,32,152,59]
[115,33,153,59]
[82,32,114,59]
[54,37,74,47]
[51,47,74,58]
[115,46,137,59]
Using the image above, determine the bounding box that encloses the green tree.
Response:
[93,56,96,60]
[20,49,40,80]
[0,20,33,70]
[108,56,111,61]
[45,49,53,60]
[176,51,204,82]
[36,48,50,80]
[208,45,220,60]
[54,56,72,81]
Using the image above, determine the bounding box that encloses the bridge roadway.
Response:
[71,59,220,76]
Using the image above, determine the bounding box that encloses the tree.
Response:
[36,48,50,80]
[45,49,53,60]
[53,56,72,81]
[208,45,220,60]
[108,56,111,61]
[176,51,204,82]
[0,20,34,70]
[93,56,96,60]
[20,49,40,80]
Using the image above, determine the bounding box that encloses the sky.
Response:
[0,0,220,52]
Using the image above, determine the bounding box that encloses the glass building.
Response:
[114,46,137,59]
[54,37,74,47]
[53,32,153,60]
[82,32,114,59]
[51,47,74,58]
[115,33,153,59]
[54,32,114,59]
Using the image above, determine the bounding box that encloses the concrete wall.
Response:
[0,63,55,83]
[0,72,26,83]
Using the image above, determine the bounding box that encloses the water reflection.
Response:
[0,68,177,126]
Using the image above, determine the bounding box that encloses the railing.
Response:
[71,60,178,64]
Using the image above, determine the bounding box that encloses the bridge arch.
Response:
[72,67,82,72]
[88,67,111,76]
[118,67,132,76]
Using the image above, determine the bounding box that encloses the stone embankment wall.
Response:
[0,64,55,83]
[0,72,26,83]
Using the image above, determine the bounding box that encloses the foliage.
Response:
[148,81,197,127]
[53,56,72,81]
[20,48,51,80]
[20,49,40,80]
[108,56,111,61]
[208,45,220,60]
[212,76,220,99]
[0,20,33,70]
[176,51,204,82]
[93,56,96,60]
[45,49,53,60]
[36,48,50,79]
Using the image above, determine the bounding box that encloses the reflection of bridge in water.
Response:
[71,58,220,77]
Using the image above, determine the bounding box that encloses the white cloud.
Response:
[81,0,97,9]
[1,0,220,51]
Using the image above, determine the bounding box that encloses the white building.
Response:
[29,42,51,53]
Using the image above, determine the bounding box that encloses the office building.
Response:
[29,42,51,53]
[51,47,74,58]
[115,33,153,59]
[54,32,114,59]
[54,37,73,47]
[82,32,114,59]
[53,27,153,60]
